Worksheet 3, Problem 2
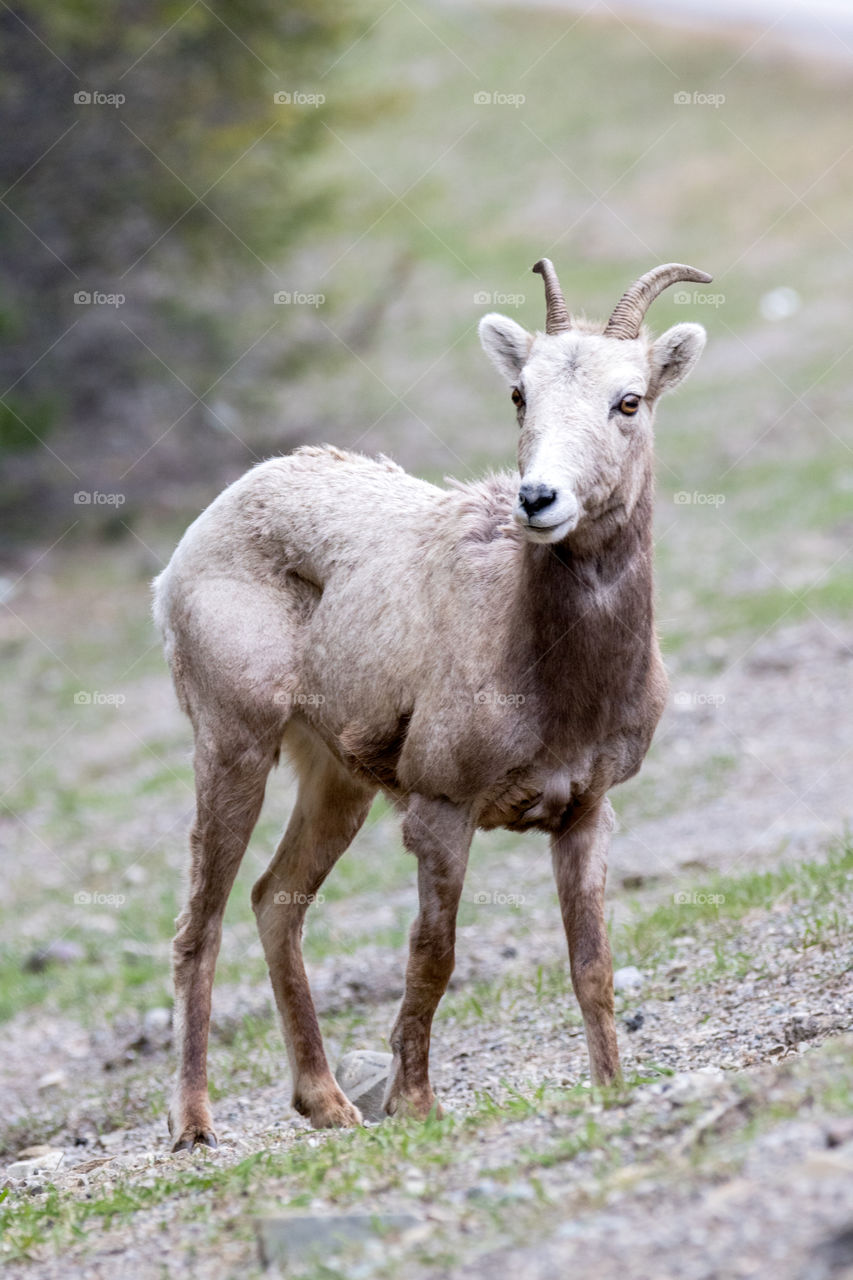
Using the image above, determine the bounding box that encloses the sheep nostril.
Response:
[518,482,557,519]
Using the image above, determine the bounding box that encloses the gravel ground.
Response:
[2,615,852,1277]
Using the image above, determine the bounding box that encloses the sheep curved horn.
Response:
[532,258,572,334]
[604,263,713,340]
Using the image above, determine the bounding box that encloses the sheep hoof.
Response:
[171,1128,218,1153]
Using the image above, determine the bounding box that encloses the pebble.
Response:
[613,966,644,992]
[336,1049,393,1122]
[666,1068,728,1106]
[97,1130,125,1149]
[37,1069,68,1091]
[825,1118,853,1148]
[6,1148,64,1179]
[782,1013,827,1046]
[23,939,85,972]
[255,1212,425,1267]
[142,1006,172,1036]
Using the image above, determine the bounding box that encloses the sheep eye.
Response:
[511,387,524,408]
[619,394,641,416]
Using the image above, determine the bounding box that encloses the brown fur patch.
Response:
[337,715,412,788]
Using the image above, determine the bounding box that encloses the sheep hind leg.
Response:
[170,723,281,1152]
[252,735,375,1129]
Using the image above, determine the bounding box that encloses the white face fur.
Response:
[479,316,707,545]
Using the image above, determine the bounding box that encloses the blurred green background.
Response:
[3,0,852,554]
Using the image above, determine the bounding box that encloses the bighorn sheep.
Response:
[154,258,710,1150]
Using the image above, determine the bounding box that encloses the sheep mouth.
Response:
[520,514,579,543]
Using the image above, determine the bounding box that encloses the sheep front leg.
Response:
[384,797,474,1120]
[552,798,621,1086]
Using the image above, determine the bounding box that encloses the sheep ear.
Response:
[479,313,532,382]
[649,323,706,397]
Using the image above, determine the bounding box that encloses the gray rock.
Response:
[826,1117,853,1148]
[666,1067,728,1106]
[97,1130,125,1149]
[23,940,85,972]
[466,1178,499,1200]
[335,1049,393,1122]
[6,1148,64,1179]
[613,965,644,992]
[143,1006,172,1036]
[255,1212,424,1267]
[783,1012,829,1045]
[36,1069,67,1091]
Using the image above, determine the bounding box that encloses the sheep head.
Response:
[479,259,711,548]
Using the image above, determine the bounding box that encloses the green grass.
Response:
[0,1091,581,1262]
[3,0,853,1023]
[4,1032,853,1268]
[616,833,853,971]
[438,836,853,1034]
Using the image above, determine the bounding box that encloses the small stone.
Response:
[6,1149,64,1179]
[402,1169,427,1195]
[613,966,644,992]
[782,1013,826,1046]
[37,1070,67,1091]
[335,1050,393,1123]
[255,1213,425,1267]
[666,1068,728,1106]
[826,1118,853,1148]
[623,1011,645,1032]
[97,1130,124,1149]
[466,1178,499,1200]
[23,940,85,972]
[143,1006,172,1036]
